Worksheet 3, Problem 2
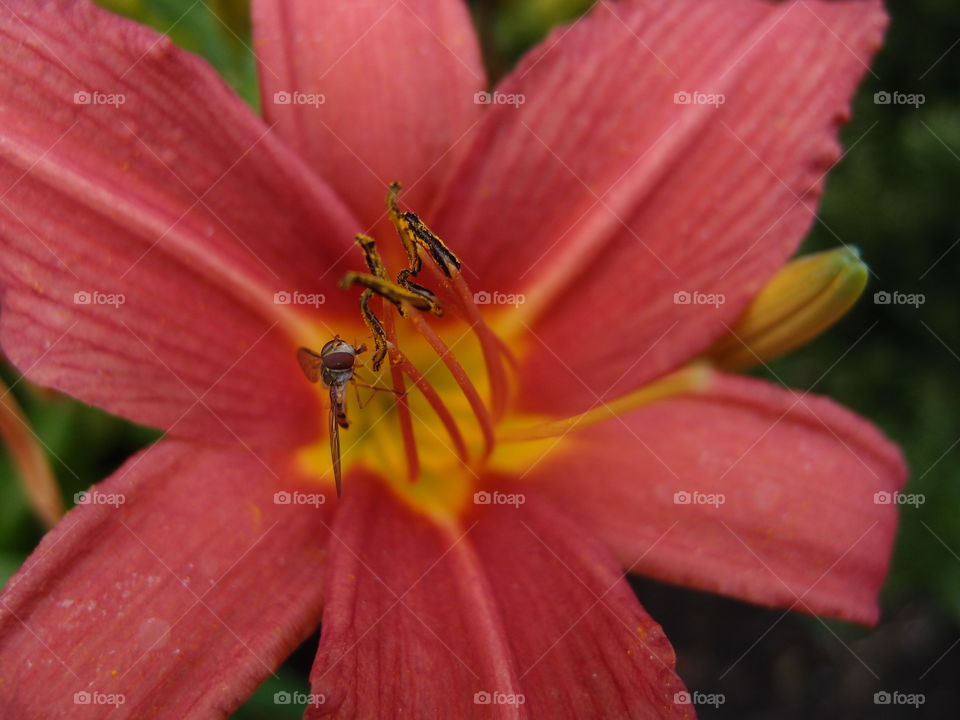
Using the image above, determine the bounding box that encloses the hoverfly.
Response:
[296,337,366,497]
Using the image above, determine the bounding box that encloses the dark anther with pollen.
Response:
[387,183,462,278]
[397,268,441,316]
[340,184,464,371]
[355,234,389,279]
[402,213,461,277]
[339,270,435,315]
[340,233,441,317]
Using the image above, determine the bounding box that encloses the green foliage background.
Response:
[0,1,956,717]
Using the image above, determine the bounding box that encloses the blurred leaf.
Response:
[94,0,258,107]
[468,0,593,81]
[231,669,317,720]
[0,550,26,586]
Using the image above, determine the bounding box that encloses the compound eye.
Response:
[322,351,355,370]
[320,339,340,355]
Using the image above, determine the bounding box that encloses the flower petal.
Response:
[0,0,362,447]
[512,371,906,625]
[431,0,886,414]
[307,474,691,718]
[0,440,334,719]
[252,0,486,230]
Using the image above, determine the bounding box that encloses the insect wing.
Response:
[297,347,323,383]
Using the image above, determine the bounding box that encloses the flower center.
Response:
[295,186,515,519]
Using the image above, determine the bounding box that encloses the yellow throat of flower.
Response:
[287,187,868,524]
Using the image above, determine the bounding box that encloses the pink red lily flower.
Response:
[0,0,904,718]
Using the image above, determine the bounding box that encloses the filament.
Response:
[406,309,496,460]
[383,306,420,482]
[394,352,470,464]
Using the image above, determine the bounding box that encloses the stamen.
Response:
[405,308,496,460]
[413,255,512,419]
[488,324,520,374]
[383,307,420,482]
[447,270,512,419]
[340,270,439,316]
[386,183,512,418]
[393,353,470,464]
